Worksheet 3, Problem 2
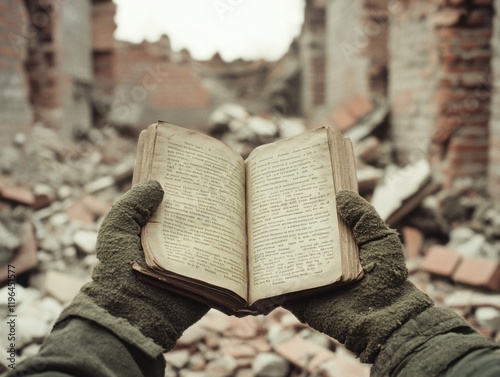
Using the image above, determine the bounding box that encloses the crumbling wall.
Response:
[56,0,93,137]
[91,0,116,120]
[0,0,33,145]
[325,0,388,111]
[7,0,94,139]
[389,0,441,163]
[112,38,213,133]
[299,0,326,117]
[390,0,493,188]
[488,0,500,200]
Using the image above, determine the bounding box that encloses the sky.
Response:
[113,0,305,62]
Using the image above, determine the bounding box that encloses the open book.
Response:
[132,121,363,315]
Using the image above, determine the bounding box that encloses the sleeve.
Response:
[371,307,500,377]
[7,294,166,377]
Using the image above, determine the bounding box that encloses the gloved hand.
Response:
[60,181,209,351]
[284,190,433,363]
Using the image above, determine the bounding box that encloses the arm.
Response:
[284,191,499,376]
[10,181,209,377]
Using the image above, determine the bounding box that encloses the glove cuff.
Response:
[371,306,488,376]
[56,290,165,357]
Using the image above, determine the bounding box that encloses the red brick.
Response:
[420,245,461,277]
[80,195,111,218]
[453,258,500,292]
[66,201,95,224]
[331,108,357,131]
[346,97,374,120]
[0,223,38,283]
[0,184,35,206]
[275,336,335,372]
[403,227,424,259]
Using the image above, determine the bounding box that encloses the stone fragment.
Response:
[84,176,115,194]
[0,185,35,206]
[177,324,207,345]
[73,229,98,254]
[205,354,237,377]
[57,185,72,200]
[453,258,500,292]
[49,213,70,227]
[0,223,38,282]
[164,349,190,369]
[0,222,21,252]
[67,202,94,224]
[252,352,290,377]
[448,228,485,257]
[248,337,272,353]
[43,270,90,303]
[187,352,206,371]
[403,226,424,259]
[320,347,371,377]
[81,195,111,218]
[475,307,500,331]
[420,246,461,277]
[267,323,295,347]
[198,309,230,333]
[222,343,256,358]
[32,183,56,210]
[274,336,335,372]
[17,316,50,348]
[179,370,205,377]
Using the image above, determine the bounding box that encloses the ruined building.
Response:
[299,0,500,200]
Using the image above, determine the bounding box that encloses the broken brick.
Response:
[43,270,90,303]
[346,97,374,120]
[274,336,335,372]
[0,185,35,206]
[420,245,461,277]
[453,257,500,292]
[0,222,38,283]
[403,226,424,259]
[66,201,95,223]
[331,108,357,132]
[81,195,111,218]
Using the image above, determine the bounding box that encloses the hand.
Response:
[283,190,433,363]
[79,181,209,350]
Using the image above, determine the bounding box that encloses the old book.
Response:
[132,121,363,315]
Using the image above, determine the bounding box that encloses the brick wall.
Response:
[325,0,388,111]
[22,0,93,137]
[389,0,441,163]
[0,0,33,145]
[56,0,93,137]
[299,0,326,117]
[91,0,116,123]
[489,0,500,199]
[112,40,213,133]
[390,0,493,188]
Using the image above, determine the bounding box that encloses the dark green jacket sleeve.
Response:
[8,293,166,377]
[372,307,500,377]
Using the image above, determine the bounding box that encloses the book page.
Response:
[144,122,248,299]
[246,128,343,304]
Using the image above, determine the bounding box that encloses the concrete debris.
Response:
[0,101,499,377]
[252,353,289,377]
[73,230,98,255]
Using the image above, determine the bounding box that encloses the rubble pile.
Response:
[208,104,307,158]
[0,124,136,373]
[165,308,370,377]
[1,109,500,376]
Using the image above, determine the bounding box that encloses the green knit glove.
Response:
[284,190,433,363]
[75,181,209,350]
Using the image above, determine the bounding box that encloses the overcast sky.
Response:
[113,0,305,61]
